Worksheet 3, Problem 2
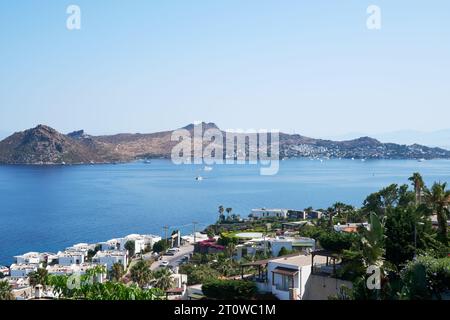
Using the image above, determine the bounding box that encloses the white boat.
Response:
[195,176,203,181]
[204,166,213,171]
[418,158,426,162]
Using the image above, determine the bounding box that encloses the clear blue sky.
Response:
[1,0,449,138]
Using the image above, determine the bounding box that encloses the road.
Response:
[149,244,194,271]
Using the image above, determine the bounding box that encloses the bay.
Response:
[1,159,449,265]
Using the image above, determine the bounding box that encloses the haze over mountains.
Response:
[0,123,450,165]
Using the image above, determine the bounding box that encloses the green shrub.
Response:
[202,279,257,300]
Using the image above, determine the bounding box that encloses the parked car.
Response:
[161,261,169,267]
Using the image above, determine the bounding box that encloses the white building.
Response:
[13,252,41,265]
[261,254,327,300]
[46,263,106,283]
[100,239,121,251]
[57,251,85,266]
[9,263,38,278]
[235,236,316,261]
[250,208,289,220]
[100,234,161,254]
[270,237,316,257]
[66,243,96,255]
[92,250,128,270]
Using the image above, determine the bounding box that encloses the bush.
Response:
[202,279,257,300]
[400,256,450,299]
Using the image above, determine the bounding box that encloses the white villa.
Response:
[250,208,289,220]
[235,236,316,261]
[99,234,161,254]
[66,243,96,255]
[13,252,42,265]
[9,263,39,278]
[57,250,86,266]
[266,254,326,300]
[92,250,128,270]
[242,252,352,300]
[46,263,106,283]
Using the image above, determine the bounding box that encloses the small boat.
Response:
[195,176,203,181]
[418,158,426,162]
[204,166,213,171]
[361,159,366,162]
[144,160,152,164]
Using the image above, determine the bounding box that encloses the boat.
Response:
[195,176,203,181]
[418,158,426,162]
[204,166,213,171]
[144,160,152,164]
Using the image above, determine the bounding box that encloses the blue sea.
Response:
[1,159,450,265]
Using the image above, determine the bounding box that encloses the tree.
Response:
[29,268,48,289]
[385,207,426,267]
[130,260,152,288]
[110,263,125,282]
[153,240,169,253]
[124,240,136,257]
[347,213,389,300]
[225,207,233,221]
[423,182,450,245]
[152,268,175,291]
[47,274,164,300]
[0,280,14,300]
[409,173,425,205]
[218,205,225,223]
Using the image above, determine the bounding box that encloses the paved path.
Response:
[150,244,194,271]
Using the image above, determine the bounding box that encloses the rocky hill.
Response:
[0,123,449,165]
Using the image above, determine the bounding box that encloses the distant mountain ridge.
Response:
[0,123,449,164]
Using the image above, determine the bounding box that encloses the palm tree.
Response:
[110,263,125,282]
[0,280,14,300]
[29,268,48,290]
[218,205,225,222]
[130,260,153,288]
[409,172,425,205]
[423,182,450,245]
[152,268,174,291]
[226,207,232,217]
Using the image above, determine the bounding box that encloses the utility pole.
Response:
[163,226,169,247]
[192,222,198,244]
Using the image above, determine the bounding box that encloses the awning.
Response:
[272,267,298,276]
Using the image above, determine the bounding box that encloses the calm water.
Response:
[1,159,450,265]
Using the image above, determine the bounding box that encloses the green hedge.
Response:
[202,279,257,300]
